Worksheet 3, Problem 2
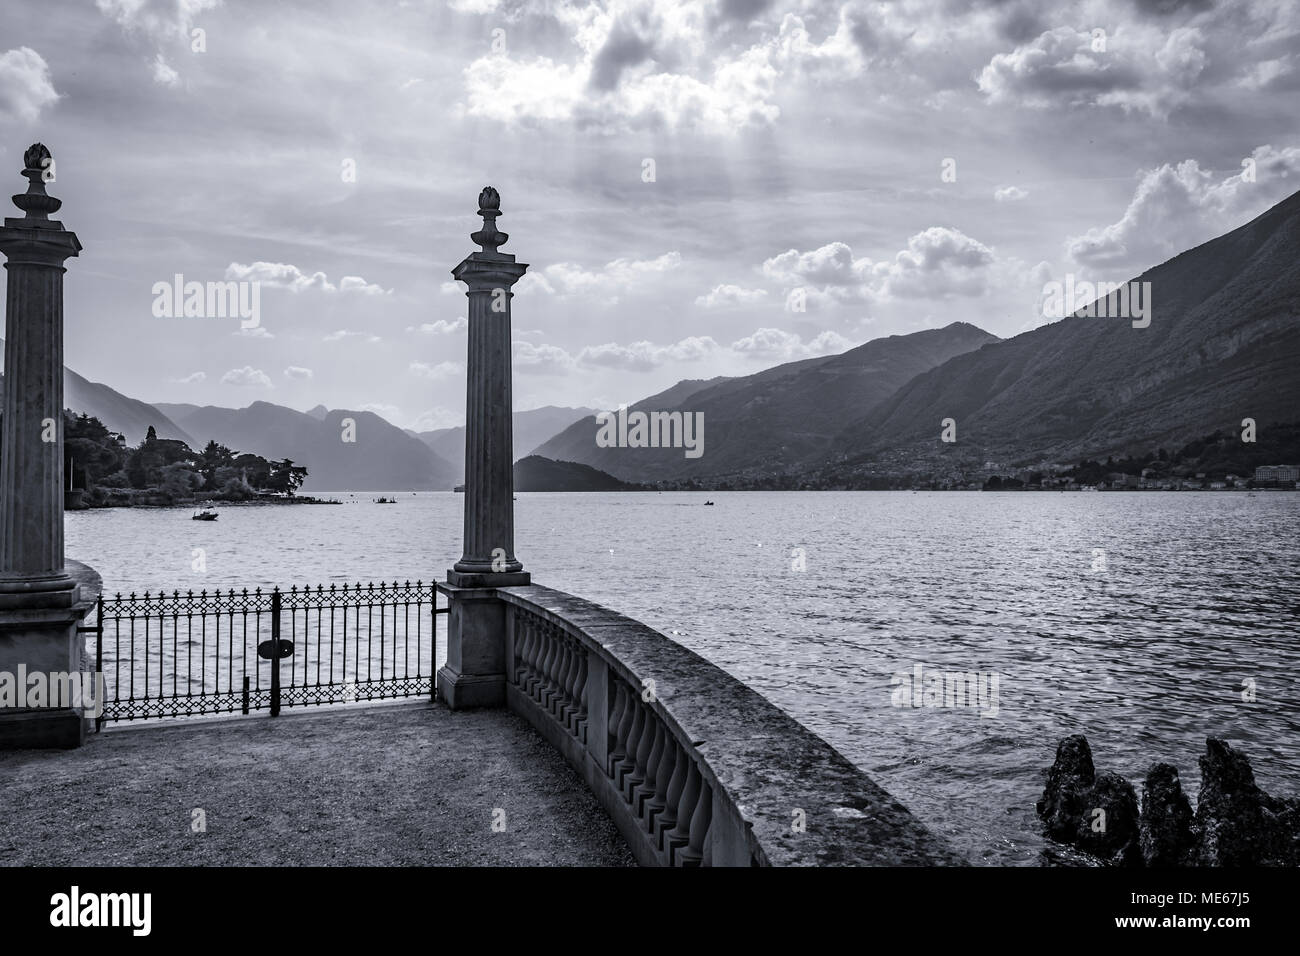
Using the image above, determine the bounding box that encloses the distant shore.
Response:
[67,493,343,510]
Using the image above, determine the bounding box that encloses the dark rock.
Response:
[1196,737,1299,866]
[1082,771,1142,865]
[1036,734,1094,841]
[1036,735,1141,865]
[1140,763,1195,866]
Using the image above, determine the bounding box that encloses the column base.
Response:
[0,571,76,610]
[446,569,531,588]
[436,665,506,710]
[0,708,86,749]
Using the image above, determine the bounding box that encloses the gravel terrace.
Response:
[0,701,636,867]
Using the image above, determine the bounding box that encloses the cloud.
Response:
[696,284,769,308]
[976,24,1208,118]
[523,251,682,304]
[358,403,399,421]
[151,53,179,86]
[729,327,852,360]
[513,327,850,373]
[323,329,381,343]
[411,406,462,431]
[994,185,1029,202]
[410,360,464,380]
[234,326,274,339]
[338,275,390,295]
[95,0,221,43]
[220,365,272,388]
[512,341,577,375]
[225,262,389,295]
[170,371,206,384]
[762,228,999,305]
[577,335,719,372]
[408,317,467,334]
[283,366,313,380]
[461,4,862,132]
[0,48,59,123]
[1066,144,1300,271]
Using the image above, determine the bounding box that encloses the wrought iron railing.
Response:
[90,581,445,724]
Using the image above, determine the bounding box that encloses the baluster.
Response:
[623,700,656,803]
[644,728,676,827]
[634,720,667,818]
[606,680,631,776]
[545,625,565,710]
[615,695,645,789]
[570,648,588,740]
[534,624,556,703]
[665,758,701,861]
[548,632,572,719]
[521,617,540,694]
[677,779,713,867]
[527,618,545,695]
[557,634,580,725]
[649,737,684,840]
[513,614,533,685]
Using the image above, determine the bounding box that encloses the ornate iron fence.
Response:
[88,581,445,725]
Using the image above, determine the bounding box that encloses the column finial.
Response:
[13,143,60,220]
[471,185,508,255]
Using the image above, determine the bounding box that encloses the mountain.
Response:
[513,455,642,491]
[0,340,195,446]
[531,323,999,482]
[155,401,457,491]
[417,405,599,484]
[827,189,1300,471]
[305,404,329,420]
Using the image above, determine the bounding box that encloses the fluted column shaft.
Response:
[447,249,529,586]
[453,256,527,576]
[0,208,80,608]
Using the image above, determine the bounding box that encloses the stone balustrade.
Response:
[494,583,964,867]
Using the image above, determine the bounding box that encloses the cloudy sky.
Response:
[2,0,1297,430]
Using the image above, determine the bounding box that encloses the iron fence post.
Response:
[95,596,104,732]
[270,588,282,716]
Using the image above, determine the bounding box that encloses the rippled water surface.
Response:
[67,491,1300,865]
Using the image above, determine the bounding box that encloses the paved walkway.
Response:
[0,701,635,866]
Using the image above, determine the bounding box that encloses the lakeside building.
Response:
[1254,464,1300,482]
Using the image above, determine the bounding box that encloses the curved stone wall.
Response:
[495,583,965,867]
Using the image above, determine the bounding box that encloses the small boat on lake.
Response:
[192,503,219,521]
[374,496,397,504]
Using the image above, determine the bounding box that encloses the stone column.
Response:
[438,187,529,709]
[0,144,100,748]
[0,144,80,608]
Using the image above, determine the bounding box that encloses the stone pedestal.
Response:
[436,582,508,709]
[439,187,530,708]
[0,561,101,748]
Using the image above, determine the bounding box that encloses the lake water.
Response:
[66,490,1300,865]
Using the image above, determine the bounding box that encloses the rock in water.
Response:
[1084,772,1142,865]
[1036,735,1141,865]
[1140,763,1195,866]
[1196,737,1299,866]
[1036,734,1094,843]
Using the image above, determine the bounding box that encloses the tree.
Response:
[263,458,308,496]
